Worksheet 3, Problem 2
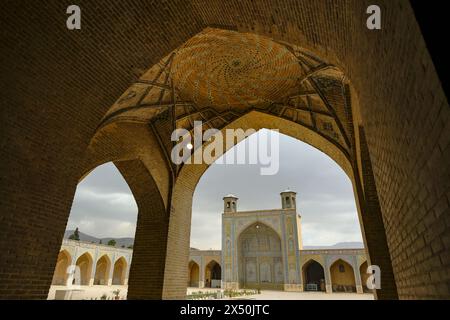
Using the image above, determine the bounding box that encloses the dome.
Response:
[171,28,303,110]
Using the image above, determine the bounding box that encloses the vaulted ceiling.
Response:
[98,28,355,175]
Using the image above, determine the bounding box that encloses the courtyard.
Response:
[187,288,374,300]
[244,291,374,300]
[48,285,373,300]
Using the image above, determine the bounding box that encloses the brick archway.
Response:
[188,261,200,288]
[94,255,112,286]
[1,1,448,300]
[330,259,357,293]
[171,109,396,299]
[112,257,128,286]
[75,253,93,286]
[302,259,326,292]
[51,250,72,286]
[237,222,283,290]
[204,260,221,288]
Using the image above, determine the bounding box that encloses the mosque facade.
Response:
[52,191,369,295]
[191,190,370,294]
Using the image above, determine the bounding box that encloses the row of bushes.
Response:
[187,289,260,300]
[223,289,260,298]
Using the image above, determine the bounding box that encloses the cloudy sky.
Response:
[67,130,363,249]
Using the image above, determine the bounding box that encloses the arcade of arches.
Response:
[219,192,370,294]
[1,1,449,300]
[188,252,370,295]
[52,240,131,288]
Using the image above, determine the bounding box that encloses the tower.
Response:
[223,194,238,213]
[280,189,302,249]
[280,189,297,210]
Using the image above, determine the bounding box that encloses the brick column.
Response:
[324,261,332,294]
[356,127,398,299]
[116,160,170,299]
[353,260,363,294]
[199,258,205,288]
[107,254,116,286]
[298,261,304,292]
[88,250,98,286]
[124,260,131,286]
[161,163,201,299]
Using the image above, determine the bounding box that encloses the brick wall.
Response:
[358,127,398,299]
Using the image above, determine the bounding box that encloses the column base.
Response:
[284,284,303,292]
[356,285,363,294]
[326,284,332,293]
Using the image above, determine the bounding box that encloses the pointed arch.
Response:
[75,252,93,286]
[204,260,221,288]
[94,254,112,285]
[188,260,200,288]
[237,222,283,290]
[359,261,372,293]
[330,259,356,293]
[112,257,128,285]
[52,250,72,286]
[302,259,326,292]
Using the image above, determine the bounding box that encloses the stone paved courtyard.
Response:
[186,288,374,300]
[48,285,129,300]
[241,290,374,300]
[48,286,374,300]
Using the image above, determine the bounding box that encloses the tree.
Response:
[99,240,102,245]
[107,239,116,247]
[69,228,80,241]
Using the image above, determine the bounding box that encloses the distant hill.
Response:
[303,242,364,250]
[64,230,134,248]
[65,230,363,250]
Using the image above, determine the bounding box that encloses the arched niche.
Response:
[237,222,284,290]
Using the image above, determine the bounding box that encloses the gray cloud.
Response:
[191,130,362,249]
[67,130,363,249]
[67,163,138,238]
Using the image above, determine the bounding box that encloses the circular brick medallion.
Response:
[171,29,303,109]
